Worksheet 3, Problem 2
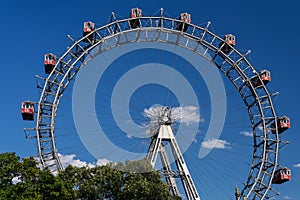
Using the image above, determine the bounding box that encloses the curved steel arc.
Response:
[36,15,281,199]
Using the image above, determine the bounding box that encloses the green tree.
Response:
[0,152,75,200]
[1,153,181,199]
[59,158,181,200]
[120,158,177,200]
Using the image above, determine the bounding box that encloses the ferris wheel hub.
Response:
[160,107,172,125]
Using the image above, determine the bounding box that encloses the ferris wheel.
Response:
[21,8,292,199]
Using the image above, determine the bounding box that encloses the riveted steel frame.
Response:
[34,14,282,199]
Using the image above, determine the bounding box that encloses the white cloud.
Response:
[172,105,203,125]
[293,163,300,168]
[96,158,110,166]
[240,131,253,137]
[59,154,111,169]
[59,154,95,168]
[241,126,272,137]
[201,138,231,149]
[284,196,291,199]
[142,105,202,137]
[143,104,202,126]
[126,134,133,139]
[14,156,110,183]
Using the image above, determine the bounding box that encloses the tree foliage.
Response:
[0,153,180,200]
[0,152,75,199]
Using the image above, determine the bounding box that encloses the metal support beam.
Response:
[147,107,200,200]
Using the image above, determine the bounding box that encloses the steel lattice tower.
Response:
[147,107,200,200]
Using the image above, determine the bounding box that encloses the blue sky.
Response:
[0,0,299,199]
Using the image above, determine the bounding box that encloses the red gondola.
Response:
[44,53,56,74]
[272,167,291,184]
[176,13,191,32]
[224,34,235,45]
[83,21,95,36]
[130,7,142,18]
[21,101,34,121]
[272,116,291,134]
[129,8,142,28]
[260,70,271,83]
[83,21,95,42]
[219,34,236,54]
[251,70,271,87]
